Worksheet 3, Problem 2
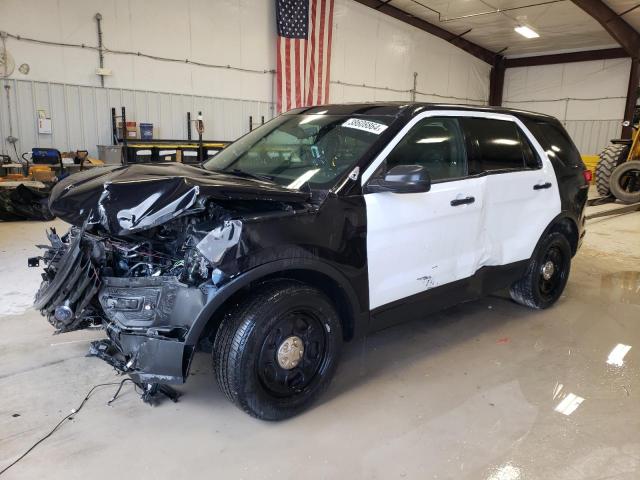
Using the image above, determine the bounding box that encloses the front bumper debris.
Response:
[30,227,207,402]
[32,227,101,332]
[89,339,182,404]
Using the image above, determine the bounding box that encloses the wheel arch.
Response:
[184,259,365,349]
[542,213,580,256]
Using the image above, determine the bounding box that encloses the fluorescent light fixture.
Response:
[417,136,450,144]
[554,392,584,416]
[607,343,632,367]
[515,25,539,39]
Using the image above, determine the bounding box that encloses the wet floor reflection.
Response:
[600,271,640,305]
[487,463,522,480]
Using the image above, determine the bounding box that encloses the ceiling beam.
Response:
[570,0,640,58]
[504,47,628,68]
[352,0,498,65]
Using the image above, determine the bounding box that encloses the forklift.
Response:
[595,107,640,205]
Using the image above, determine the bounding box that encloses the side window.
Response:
[462,118,536,173]
[531,121,584,169]
[385,117,467,182]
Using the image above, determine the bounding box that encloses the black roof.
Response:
[287,102,557,123]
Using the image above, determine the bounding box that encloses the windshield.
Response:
[203,114,393,189]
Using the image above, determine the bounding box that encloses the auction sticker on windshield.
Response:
[342,118,388,135]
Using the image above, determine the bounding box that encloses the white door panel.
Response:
[365,178,484,309]
[481,167,560,266]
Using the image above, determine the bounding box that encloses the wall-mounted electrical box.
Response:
[37,109,52,134]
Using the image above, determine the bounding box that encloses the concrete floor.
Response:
[1,209,639,480]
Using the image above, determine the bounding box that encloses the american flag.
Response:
[276,0,335,113]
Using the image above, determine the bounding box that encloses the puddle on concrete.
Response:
[600,271,640,305]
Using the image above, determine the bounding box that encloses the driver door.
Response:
[363,115,486,322]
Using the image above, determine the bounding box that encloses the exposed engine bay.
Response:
[34,202,242,335]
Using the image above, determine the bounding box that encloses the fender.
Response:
[184,257,366,347]
[537,211,582,256]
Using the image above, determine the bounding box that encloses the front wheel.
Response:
[510,232,572,309]
[213,280,342,420]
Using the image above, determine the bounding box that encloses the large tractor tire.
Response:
[609,160,640,204]
[596,144,629,196]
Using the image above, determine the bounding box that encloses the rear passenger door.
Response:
[460,116,560,266]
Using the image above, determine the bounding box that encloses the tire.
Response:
[213,280,342,420]
[609,160,640,204]
[595,144,629,196]
[510,232,572,309]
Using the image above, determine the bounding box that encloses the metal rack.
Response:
[110,107,230,165]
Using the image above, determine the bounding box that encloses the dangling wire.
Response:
[0,379,138,476]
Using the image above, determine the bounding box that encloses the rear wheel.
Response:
[596,144,629,196]
[609,160,640,204]
[213,280,342,420]
[510,232,572,309]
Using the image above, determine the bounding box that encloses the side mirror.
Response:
[365,164,431,194]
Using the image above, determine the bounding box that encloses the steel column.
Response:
[489,58,505,106]
[622,58,639,139]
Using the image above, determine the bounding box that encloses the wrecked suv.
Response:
[31,103,588,420]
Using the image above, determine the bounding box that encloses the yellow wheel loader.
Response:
[596,118,640,204]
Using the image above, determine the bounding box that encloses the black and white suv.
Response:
[31,103,589,420]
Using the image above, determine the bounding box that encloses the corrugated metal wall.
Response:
[503,59,630,156]
[0,79,275,158]
[563,119,621,156]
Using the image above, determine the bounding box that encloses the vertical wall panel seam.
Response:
[30,81,39,149]
[62,84,71,151]
[169,95,174,138]
[46,82,54,149]
[0,80,5,156]
[78,86,86,150]
[13,80,23,155]
[92,86,99,146]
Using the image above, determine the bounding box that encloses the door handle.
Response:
[533,182,552,190]
[450,196,475,206]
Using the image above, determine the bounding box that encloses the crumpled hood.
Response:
[49,163,311,235]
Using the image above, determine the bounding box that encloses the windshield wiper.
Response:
[221,169,275,183]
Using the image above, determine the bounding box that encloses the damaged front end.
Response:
[32,211,242,386]
[30,164,311,399]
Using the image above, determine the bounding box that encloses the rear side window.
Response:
[531,121,584,169]
[461,118,539,174]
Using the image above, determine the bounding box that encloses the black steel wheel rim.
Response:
[538,246,566,302]
[258,309,327,397]
[619,169,640,193]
